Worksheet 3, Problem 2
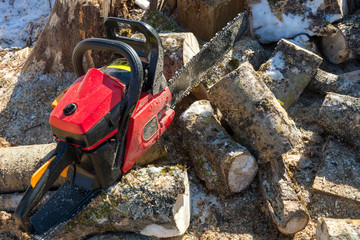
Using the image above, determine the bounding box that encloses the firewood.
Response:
[208,62,302,163]
[21,0,128,75]
[258,38,323,109]
[321,12,360,64]
[0,143,57,193]
[133,32,200,80]
[316,218,360,240]
[258,162,309,235]
[0,140,167,194]
[308,69,360,97]
[318,93,360,149]
[179,100,258,195]
[248,0,345,43]
[207,62,308,234]
[57,165,190,239]
[0,166,189,239]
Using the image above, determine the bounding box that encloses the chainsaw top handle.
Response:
[104,17,166,95]
[72,38,144,171]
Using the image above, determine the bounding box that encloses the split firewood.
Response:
[258,162,309,235]
[248,0,345,43]
[312,137,360,203]
[132,32,200,80]
[308,69,360,97]
[0,166,189,239]
[321,12,360,64]
[0,143,57,193]
[177,0,247,41]
[318,93,360,149]
[179,100,258,195]
[57,165,190,239]
[316,218,360,240]
[258,38,323,109]
[21,0,130,75]
[208,62,302,163]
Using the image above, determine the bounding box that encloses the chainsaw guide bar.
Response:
[168,11,248,108]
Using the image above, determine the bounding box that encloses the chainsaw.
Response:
[14,13,248,239]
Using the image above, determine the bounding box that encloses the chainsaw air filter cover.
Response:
[49,68,126,150]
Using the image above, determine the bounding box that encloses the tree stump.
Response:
[207,62,302,163]
[318,92,360,149]
[258,38,323,109]
[320,12,360,64]
[21,0,128,75]
[179,100,258,195]
[248,0,345,43]
[177,0,248,41]
[308,69,360,98]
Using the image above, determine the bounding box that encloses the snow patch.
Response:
[263,52,285,81]
[305,0,324,14]
[251,0,312,43]
[0,0,55,49]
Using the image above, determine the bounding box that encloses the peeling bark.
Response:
[318,92,360,148]
[179,100,258,195]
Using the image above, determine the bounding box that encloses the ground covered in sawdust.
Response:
[1,2,360,240]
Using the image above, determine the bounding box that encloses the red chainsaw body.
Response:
[49,68,174,173]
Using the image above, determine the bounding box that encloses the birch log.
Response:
[259,38,323,109]
[259,162,309,235]
[321,12,360,64]
[248,0,345,43]
[308,69,360,97]
[0,140,168,194]
[179,100,258,195]
[0,166,190,239]
[0,143,57,193]
[317,218,360,240]
[208,62,302,163]
[207,62,307,234]
[318,93,360,148]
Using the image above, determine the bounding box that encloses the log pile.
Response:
[1,0,360,239]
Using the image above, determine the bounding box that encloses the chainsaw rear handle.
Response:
[72,38,144,171]
[14,141,77,232]
[104,17,167,95]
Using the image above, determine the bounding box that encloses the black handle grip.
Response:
[14,142,76,232]
[104,17,166,95]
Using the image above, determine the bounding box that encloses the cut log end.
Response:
[321,29,349,64]
[228,153,258,193]
[277,201,310,235]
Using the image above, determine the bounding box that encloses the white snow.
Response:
[305,0,324,14]
[0,0,55,49]
[263,52,285,82]
[251,0,313,43]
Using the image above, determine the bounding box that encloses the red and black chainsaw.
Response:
[15,13,248,239]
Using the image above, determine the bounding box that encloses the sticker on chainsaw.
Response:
[107,60,131,71]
